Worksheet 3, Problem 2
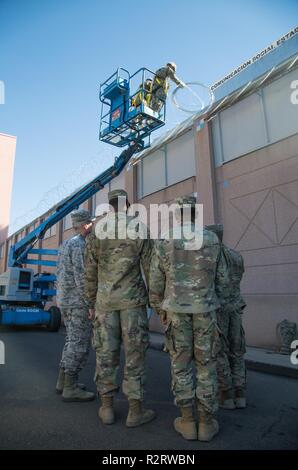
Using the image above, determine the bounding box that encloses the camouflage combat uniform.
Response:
[216,245,246,392]
[56,233,92,376]
[85,204,152,401]
[149,209,228,414]
[151,64,184,112]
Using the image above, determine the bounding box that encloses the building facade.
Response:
[1,28,297,349]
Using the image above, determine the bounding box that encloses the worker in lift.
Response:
[131,78,153,108]
[150,62,186,113]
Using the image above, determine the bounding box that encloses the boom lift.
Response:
[0,67,166,331]
[99,67,165,149]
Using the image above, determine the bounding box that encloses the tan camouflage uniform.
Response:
[216,245,246,393]
[149,198,228,414]
[56,212,93,377]
[151,64,184,112]
[85,191,152,400]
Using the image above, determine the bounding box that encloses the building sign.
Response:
[211,26,298,91]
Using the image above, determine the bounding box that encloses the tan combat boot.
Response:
[55,368,86,394]
[219,389,236,410]
[98,395,115,424]
[126,399,156,428]
[198,409,219,442]
[235,388,246,409]
[174,406,197,440]
[62,373,95,402]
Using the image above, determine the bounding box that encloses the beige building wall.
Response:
[0,133,16,244]
[215,133,298,349]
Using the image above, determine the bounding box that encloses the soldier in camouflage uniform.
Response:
[56,209,95,402]
[206,225,247,410]
[85,189,155,427]
[150,62,185,112]
[149,196,228,442]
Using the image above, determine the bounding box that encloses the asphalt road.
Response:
[0,325,298,450]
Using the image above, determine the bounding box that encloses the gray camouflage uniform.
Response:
[56,212,92,376]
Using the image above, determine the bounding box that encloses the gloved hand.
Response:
[179,81,186,88]
[160,311,167,325]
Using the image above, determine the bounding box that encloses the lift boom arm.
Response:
[9,143,140,268]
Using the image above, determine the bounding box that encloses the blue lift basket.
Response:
[99,67,166,149]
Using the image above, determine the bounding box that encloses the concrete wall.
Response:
[0,133,16,244]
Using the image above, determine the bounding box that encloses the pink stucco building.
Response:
[0,133,16,245]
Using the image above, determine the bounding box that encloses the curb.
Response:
[245,358,298,379]
[149,335,298,380]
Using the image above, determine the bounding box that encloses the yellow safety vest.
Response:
[131,81,153,108]
[154,76,170,94]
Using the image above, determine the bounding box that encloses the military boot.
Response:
[235,388,246,409]
[126,399,156,428]
[62,373,95,402]
[219,389,236,410]
[98,396,115,425]
[174,406,197,440]
[55,368,86,395]
[198,409,219,442]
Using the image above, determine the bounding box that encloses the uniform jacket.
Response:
[84,213,152,311]
[149,224,229,314]
[56,234,89,309]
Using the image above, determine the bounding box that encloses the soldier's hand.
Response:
[160,311,167,325]
[88,308,95,321]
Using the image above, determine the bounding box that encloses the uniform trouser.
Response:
[150,88,167,112]
[216,307,246,392]
[60,307,92,376]
[92,306,149,400]
[165,310,220,414]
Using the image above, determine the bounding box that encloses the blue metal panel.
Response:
[0,308,50,326]
[29,249,58,256]
[25,259,57,267]
[36,274,56,282]
[41,289,56,296]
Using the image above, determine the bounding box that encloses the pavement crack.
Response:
[261,406,285,439]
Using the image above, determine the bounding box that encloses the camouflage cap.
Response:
[71,209,92,228]
[205,224,224,242]
[175,195,197,207]
[108,189,128,202]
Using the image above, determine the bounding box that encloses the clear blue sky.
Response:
[0,0,297,233]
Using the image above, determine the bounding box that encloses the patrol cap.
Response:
[108,189,128,202]
[205,224,224,242]
[175,195,196,207]
[71,209,93,228]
